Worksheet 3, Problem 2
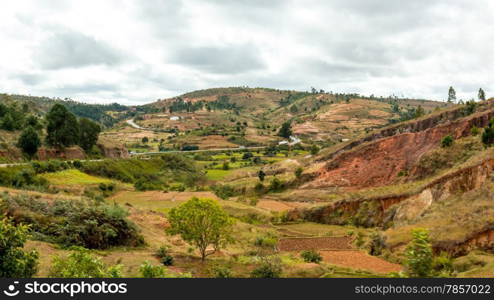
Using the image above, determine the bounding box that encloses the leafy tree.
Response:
[301,250,322,263]
[258,170,266,182]
[1,112,15,131]
[482,117,494,146]
[479,88,486,101]
[277,121,292,138]
[17,126,41,159]
[0,217,39,277]
[441,135,453,148]
[49,248,122,278]
[46,104,79,148]
[78,118,101,152]
[447,86,456,103]
[25,115,42,130]
[405,228,433,278]
[141,136,149,143]
[166,197,235,261]
[0,103,7,118]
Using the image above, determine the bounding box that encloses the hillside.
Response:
[111,87,445,153]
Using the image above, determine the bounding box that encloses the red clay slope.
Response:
[306,102,494,189]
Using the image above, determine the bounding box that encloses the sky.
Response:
[0,0,493,105]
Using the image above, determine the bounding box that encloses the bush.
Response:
[250,257,283,278]
[211,265,233,278]
[139,261,191,278]
[0,216,39,277]
[441,135,453,148]
[268,177,284,192]
[301,250,322,263]
[49,248,122,278]
[211,184,237,200]
[1,193,144,249]
[254,235,278,249]
[155,246,174,266]
[405,228,433,278]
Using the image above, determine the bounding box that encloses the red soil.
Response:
[278,237,353,251]
[320,250,402,274]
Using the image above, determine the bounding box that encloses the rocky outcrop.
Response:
[36,147,86,160]
[97,143,130,159]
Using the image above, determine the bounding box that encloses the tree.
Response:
[414,105,425,118]
[45,104,79,148]
[0,217,39,277]
[479,88,486,101]
[258,170,266,182]
[17,126,41,159]
[277,121,292,138]
[405,228,433,278]
[310,144,320,155]
[166,197,235,261]
[141,136,149,143]
[447,86,456,103]
[440,135,453,148]
[482,117,494,146]
[78,118,101,152]
[295,167,303,179]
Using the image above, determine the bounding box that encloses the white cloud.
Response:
[0,0,492,104]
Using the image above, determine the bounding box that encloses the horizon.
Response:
[1,0,492,105]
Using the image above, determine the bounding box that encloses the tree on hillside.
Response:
[447,86,456,103]
[414,105,425,118]
[0,217,39,277]
[17,126,41,159]
[166,197,235,261]
[277,121,292,138]
[479,88,486,101]
[78,118,101,152]
[405,228,433,278]
[258,170,266,182]
[46,104,79,148]
[482,117,494,146]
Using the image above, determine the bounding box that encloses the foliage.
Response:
[78,118,101,152]
[211,265,233,278]
[49,248,122,278]
[0,216,39,277]
[441,135,453,148]
[166,197,235,261]
[277,121,292,138]
[300,250,322,263]
[448,86,456,103]
[1,193,144,249]
[254,235,278,249]
[405,228,433,278]
[482,118,494,146]
[250,257,283,278]
[155,246,174,266]
[45,104,80,148]
[139,261,191,278]
[310,144,320,155]
[211,185,236,200]
[478,88,486,101]
[17,126,41,159]
[258,170,266,182]
[295,167,303,179]
[268,177,284,192]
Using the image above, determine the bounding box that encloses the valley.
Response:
[1,87,494,278]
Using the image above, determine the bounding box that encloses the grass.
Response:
[205,169,232,181]
[40,169,114,185]
[276,222,372,237]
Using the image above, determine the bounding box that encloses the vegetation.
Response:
[405,229,433,278]
[49,248,122,278]
[17,126,41,159]
[166,198,235,261]
[46,104,80,148]
[301,250,323,263]
[441,135,453,148]
[0,217,39,277]
[250,257,283,278]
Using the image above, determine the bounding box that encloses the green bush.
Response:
[211,265,233,278]
[1,193,144,249]
[441,135,453,148]
[49,248,122,278]
[254,235,278,249]
[405,228,433,278]
[301,250,322,263]
[0,216,39,277]
[139,261,191,278]
[155,246,174,266]
[250,257,283,278]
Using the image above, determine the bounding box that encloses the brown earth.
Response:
[320,250,402,274]
[307,102,494,189]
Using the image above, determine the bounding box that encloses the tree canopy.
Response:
[46,104,80,148]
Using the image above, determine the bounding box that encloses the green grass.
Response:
[40,169,114,185]
[205,169,232,181]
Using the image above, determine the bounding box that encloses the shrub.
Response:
[139,261,191,278]
[211,184,236,200]
[254,235,278,249]
[405,228,433,278]
[155,246,174,266]
[1,193,144,249]
[211,265,233,278]
[310,144,320,155]
[268,177,284,192]
[250,257,283,278]
[471,126,480,136]
[49,248,122,278]
[294,167,303,179]
[441,135,453,148]
[0,216,39,277]
[301,250,322,263]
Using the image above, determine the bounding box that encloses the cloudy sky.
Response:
[0,0,493,105]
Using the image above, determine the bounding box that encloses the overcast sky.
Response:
[0,0,493,105]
